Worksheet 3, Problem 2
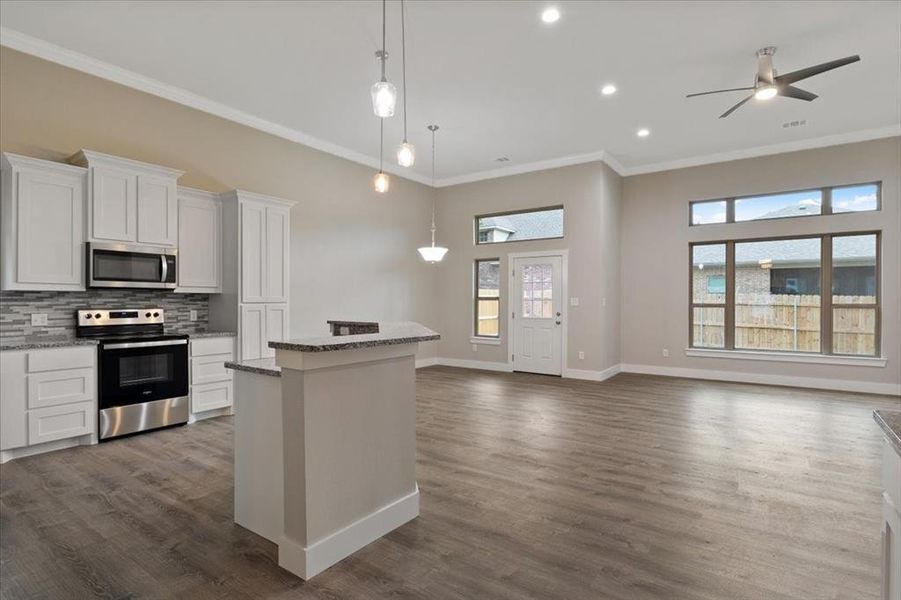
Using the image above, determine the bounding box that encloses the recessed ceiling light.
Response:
[601,84,617,96]
[637,128,650,138]
[541,7,560,23]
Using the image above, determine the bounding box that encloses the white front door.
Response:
[512,256,563,375]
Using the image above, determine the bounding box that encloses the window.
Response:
[475,206,563,244]
[475,259,500,337]
[689,232,880,356]
[690,182,880,226]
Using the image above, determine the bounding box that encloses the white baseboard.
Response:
[414,357,439,369]
[563,364,622,382]
[434,357,514,372]
[278,485,420,580]
[188,405,233,423]
[0,435,92,464]
[620,363,901,396]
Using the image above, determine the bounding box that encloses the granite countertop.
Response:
[0,336,99,351]
[269,321,439,353]
[874,410,901,455]
[188,331,237,338]
[225,358,281,377]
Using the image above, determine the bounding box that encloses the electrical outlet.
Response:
[578,351,585,360]
[570,297,579,306]
[31,313,48,326]
[472,344,478,352]
[189,310,198,322]
[602,297,606,307]
[662,348,669,358]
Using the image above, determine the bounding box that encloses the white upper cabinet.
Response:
[1,153,86,291]
[177,187,221,293]
[71,150,183,247]
[264,304,290,358]
[235,191,292,304]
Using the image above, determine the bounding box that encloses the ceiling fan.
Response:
[687,47,860,118]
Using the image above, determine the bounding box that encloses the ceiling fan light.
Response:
[397,141,415,167]
[373,171,390,193]
[754,85,778,100]
[371,80,397,117]
[418,245,448,263]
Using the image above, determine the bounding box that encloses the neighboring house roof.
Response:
[479,209,563,241]
[755,202,821,219]
[693,235,874,268]
[478,260,500,289]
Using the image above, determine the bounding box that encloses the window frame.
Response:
[474,258,501,339]
[474,205,565,245]
[689,181,881,226]
[688,230,881,357]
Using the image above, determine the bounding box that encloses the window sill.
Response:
[685,348,886,367]
[471,337,502,346]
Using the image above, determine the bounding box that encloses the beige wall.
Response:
[434,161,622,374]
[621,137,901,388]
[0,48,439,358]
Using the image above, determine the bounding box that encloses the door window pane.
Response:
[735,238,821,352]
[475,259,500,337]
[691,200,727,225]
[692,244,726,304]
[831,184,878,214]
[735,190,822,222]
[833,234,876,302]
[833,308,876,355]
[521,263,553,318]
[692,307,724,348]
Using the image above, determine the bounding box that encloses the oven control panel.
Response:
[77,309,165,327]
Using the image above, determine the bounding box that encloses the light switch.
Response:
[569,297,579,306]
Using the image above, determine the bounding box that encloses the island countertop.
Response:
[874,409,901,455]
[269,321,439,353]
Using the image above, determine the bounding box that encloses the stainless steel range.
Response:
[76,308,189,440]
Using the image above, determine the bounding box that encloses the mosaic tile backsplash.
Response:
[0,290,210,342]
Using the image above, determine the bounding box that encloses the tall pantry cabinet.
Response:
[209,190,294,360]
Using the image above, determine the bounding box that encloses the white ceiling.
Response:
[1,1,899,185]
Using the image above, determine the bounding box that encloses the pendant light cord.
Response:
[380,119,384,172]
[401,0,408,142]
[430,125,437,244]
[380,0,387,81]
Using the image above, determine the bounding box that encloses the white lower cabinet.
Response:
[0,346,97,460]
[240,303,289,360]
[883,439,901,600]
[189,336,235,417]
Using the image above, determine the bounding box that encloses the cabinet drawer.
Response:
[27,347,94,372]
[191,337,235,357]
[192,353,233,385]
[192,381,232,413]
[27,368,94,409]
[28,401,94,445]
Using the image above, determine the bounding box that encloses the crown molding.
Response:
[0,26,432,187]
[618,125,901,176]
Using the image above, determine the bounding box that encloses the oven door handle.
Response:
[103,339,188,350]
[161,254,168,283]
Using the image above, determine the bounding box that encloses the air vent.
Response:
[494,157,510,162]
[782,119,808,129]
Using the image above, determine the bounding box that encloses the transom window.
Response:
[690,183,880,226]
[474,259,500,337]
[690,232,880,356]
[475,206,564,244]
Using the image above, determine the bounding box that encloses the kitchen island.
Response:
[875,409,901,600]
[227,321,439,580]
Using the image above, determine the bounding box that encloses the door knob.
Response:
[556,312,561,317]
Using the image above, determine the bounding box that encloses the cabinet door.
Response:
[92,166,136,241]
[0,352,27,451]
[27,401,93,445]
[137,174,178,246]
[265,207,289,302]
[241,202,266,303]
[15,167,84,288]
[263,304,289,358]
[240,304,266,360]
[177,194,220,290]
[192,381,232,413]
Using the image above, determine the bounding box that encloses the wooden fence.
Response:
[693,294,876,354]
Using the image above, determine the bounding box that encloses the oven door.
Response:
[88,242,178,289]
[99,340,189,409]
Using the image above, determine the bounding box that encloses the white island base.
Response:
[229,322,437,580]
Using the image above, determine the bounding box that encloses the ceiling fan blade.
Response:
[775,55,860,86]
[779,85,818,101]
[719,94,754,118]
[686,87,755,98]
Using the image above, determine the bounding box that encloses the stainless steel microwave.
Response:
[87,242,178,289]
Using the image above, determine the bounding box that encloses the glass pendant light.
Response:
[371,0,396,118]
[396,0,415,167]
[373,120,390,193]
[418,125,448,263]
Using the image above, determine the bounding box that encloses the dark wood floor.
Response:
[2,368,899,600]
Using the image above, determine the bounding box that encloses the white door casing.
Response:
[511,254,564,375]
